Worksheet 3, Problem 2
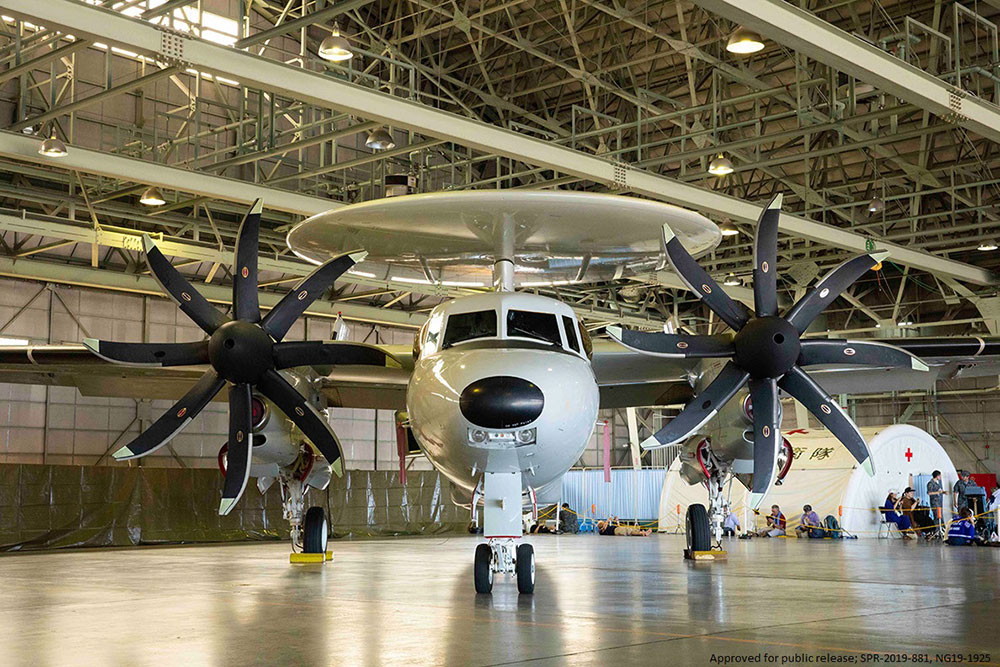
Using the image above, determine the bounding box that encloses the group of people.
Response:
[728,504,837,539]
[879,470,980,542]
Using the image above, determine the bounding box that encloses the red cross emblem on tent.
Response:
[904,448,913,462]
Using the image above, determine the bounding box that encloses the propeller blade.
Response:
[143,236,229,334]
[272,341,400,370]
[112,370,225,460]
[798,339,929,371]
[748,378,782,510]
[778,366,874,476]
[641,361,749,448]
[220,383,253,516]
[233,199,262,323]
[784,251,889,334]
[82,338,208,367]
[661,223,750,332]
[752,193,782,318]
[261,250,367,342]
[257,369,344,475]
[606,326,734,358]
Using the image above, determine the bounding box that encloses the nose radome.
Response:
[459,376,544,429]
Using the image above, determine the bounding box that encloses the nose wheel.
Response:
[474,539,534,594]
[474,543,493,593]
[515,543,535,594]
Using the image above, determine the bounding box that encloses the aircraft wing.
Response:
[807,337,1000,395]
[0,343,412,407]
[591,336,1000,409]
[590,340,697,408]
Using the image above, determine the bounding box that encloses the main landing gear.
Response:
[473,469,535,594]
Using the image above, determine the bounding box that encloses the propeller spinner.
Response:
[608,193,930,508]
[83,199,377,515]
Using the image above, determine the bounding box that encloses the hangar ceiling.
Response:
[0,0,997,336]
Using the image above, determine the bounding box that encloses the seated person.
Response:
[558,503,579,534]
[882,490,913,539]
[528,522,554,534]
[947,507,985,546]
[723,510,741,537]
[898,487,934,537]
[597,516,651,537]
[795,504,826,538]
[752,505,786,537]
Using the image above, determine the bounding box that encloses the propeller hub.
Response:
[208,320,274,383]
[733,316,800,379]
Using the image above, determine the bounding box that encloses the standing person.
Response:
[796,505,826,538]
[723,510,741,537]
[954,470,972,513]
[927,470,945,533]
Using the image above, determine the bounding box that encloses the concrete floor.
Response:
[1,535,999,666]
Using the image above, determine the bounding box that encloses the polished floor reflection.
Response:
[1,534,999,666]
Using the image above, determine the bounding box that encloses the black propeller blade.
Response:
[608,192,926,508]
[221,383,254,515]
[84,198,381,515]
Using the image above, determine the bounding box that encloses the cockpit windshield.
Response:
[442,310,497,347]
[506,310,561,346]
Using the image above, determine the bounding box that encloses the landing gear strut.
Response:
[473,469,535,594]
[697,440,732,545]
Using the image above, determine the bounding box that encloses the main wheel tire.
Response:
[686,503,711,552]
[474,543,493,593]
[303,506,329,554]
[515,543,535,594]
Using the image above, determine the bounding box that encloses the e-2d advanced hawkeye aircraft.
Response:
[1,191,997,595]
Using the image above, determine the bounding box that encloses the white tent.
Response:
[658,424,958,537]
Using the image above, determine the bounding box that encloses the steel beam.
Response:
[232,0,373,48]
[1,0,994,285]
[0,254,425,328]
[689,0,1000,145]
[0,212,663,327]
[0,131,340,216]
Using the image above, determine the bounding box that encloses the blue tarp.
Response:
[560,469,666,522]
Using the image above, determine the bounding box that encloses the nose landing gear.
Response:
[474,539,534,594]
[473,469,535,594]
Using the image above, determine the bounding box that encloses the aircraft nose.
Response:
[459,376,544,429]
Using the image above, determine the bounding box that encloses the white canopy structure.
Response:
[658,425,958,537]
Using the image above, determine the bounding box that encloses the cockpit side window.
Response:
[442,310,497,348]
[562,315,580,353]
[507,310,561,346]
[578,321,593,359]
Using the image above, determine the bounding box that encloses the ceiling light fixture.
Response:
[719,220,739,236]
[978,240,998,251]
[365,128,395,150]
[37,133,67,158]
[723,273,741,286]
[726,25,765,54]
[708,154,734,176]
[318,23,353,61]
[867,196,885,214]
[139,186,166,206]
